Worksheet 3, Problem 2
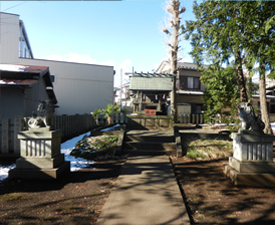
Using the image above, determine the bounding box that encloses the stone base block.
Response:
[229,157,275,173]
[16,154,65,169]
[224,164,275,187]
[9,162,70,180]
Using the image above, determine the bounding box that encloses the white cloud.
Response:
[114,59,132,87]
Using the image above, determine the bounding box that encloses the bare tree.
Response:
[162,0,185,122]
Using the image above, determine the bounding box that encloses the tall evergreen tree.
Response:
[184,1,248,102]
[185,0,275,134]
[237,1,275,134]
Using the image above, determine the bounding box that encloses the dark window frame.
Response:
[187,76,200,90]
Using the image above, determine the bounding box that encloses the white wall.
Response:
[0,12,20,63]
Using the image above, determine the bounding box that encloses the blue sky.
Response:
[0,1,197,87]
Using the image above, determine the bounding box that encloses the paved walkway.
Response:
[96,155,190,225]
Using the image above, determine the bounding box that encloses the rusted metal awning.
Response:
[0,64,57,104]
[0,64,49,79]
[0,64,48,74]
[0,78,38,87]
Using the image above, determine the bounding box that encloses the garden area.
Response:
[171,131,275,224]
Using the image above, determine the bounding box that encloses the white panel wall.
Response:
[19,58,114,115]
[0,13,20,63]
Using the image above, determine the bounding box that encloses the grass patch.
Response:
[184,137,233,160]
[70,135,119,160]
[1,193,26,202]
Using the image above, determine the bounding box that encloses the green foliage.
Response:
[93,104,120,123]
[103,104,120,118]
[200,64,240,124]
[93,108,102,116]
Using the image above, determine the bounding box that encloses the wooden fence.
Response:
[178,113,204,124]
[95,113,127,126]
[0,114,97,157]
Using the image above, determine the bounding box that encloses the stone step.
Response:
[125,148,176,156]
[125,135,174,143]
[124,141,176,151]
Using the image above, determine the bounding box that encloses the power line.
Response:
[2,1,27,12]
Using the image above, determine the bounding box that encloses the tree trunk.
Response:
[235,51,248,102]
[170,76,177,121]
[170,1,181,123]
[259,70,272,134]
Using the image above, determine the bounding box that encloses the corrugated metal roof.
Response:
[127,72,174,91]
[130,76,172,91]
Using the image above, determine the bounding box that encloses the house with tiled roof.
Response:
[156,61,207,115]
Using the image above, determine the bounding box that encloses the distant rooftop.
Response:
[126,72,175,78]
[156,60,208,73]
[127,72,174,92]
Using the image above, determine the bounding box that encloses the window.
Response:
[187,77,200,89]
[50,75,55,83]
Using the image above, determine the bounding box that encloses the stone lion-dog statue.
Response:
[238,102,265,134]
[28,100,54,129]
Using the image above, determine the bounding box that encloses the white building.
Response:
[0,12,114,116]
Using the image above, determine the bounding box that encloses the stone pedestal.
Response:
[9,129,70,179]
[224,132,275,187]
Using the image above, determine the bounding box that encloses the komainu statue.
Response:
[28,100,54,129]
[238,102,265,134]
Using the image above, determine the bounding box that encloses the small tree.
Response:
[200,64,240,124]
[103,104,120,125]
[93,104,120,125]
